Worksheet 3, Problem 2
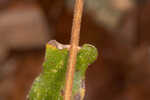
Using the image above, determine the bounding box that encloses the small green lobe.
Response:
[28,43,98,100]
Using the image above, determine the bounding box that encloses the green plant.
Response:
[27,40,98,100]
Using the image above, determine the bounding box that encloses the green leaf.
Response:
[28,40,98,100]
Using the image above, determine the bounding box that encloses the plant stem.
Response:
[64,0,84,100]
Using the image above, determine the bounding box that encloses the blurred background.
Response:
[0,0,150,100]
